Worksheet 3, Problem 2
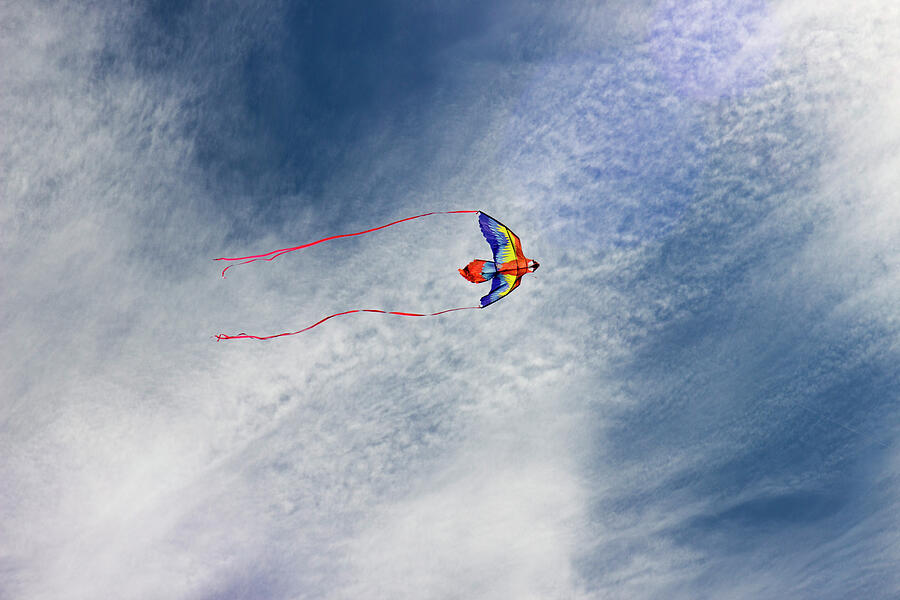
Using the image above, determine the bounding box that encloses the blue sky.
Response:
[3,1,899,598]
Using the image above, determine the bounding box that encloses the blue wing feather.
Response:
[479,212,519,264]
[480,273,522,307]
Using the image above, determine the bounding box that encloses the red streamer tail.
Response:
[215,210,481,277]
[215,305,481,341]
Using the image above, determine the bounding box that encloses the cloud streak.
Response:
[2,1,899,599]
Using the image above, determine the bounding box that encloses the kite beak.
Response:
[530,261,540,272]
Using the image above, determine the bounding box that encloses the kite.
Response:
[214,210,539,340]
[458,212,541,307]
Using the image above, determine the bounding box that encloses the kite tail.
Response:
[215,210,481,277]
[215,305,482,341]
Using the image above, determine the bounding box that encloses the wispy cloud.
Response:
[2,1,899,598]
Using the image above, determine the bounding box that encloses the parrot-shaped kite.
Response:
[214,210,539,340]
[458,212,540,307]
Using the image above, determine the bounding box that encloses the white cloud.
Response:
[340,441,585,599]
[3,0,899,598]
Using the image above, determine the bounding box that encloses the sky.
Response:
[2,1,899,598]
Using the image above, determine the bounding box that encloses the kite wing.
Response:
[480,272,523,307]
[479,212,525,265]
